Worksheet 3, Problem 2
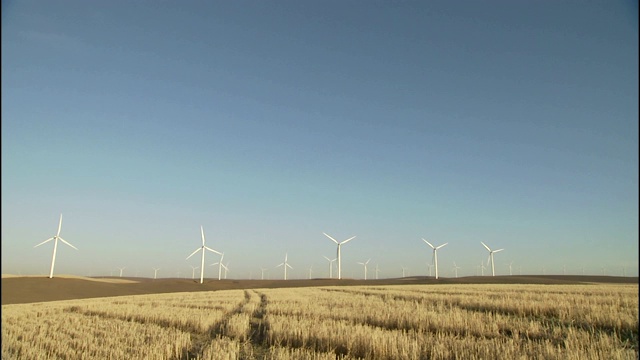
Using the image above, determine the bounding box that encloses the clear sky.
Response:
[2,1,638,279]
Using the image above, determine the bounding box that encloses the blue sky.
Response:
[2,1,638,279]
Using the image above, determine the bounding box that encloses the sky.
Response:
[2,1,638,280]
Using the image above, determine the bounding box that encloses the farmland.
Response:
[2,281,637,359]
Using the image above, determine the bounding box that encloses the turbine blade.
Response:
[340,236,356,245]
[58,237,78,250]
[204,246,222,255]
[57,214,63,237]
[186,248,201,260]
[494,249,504,253]
[286,264,293,269]
[323,232,339,244]
[210,262,219,266]
[422,238,435,249]
[323,256,331,261]
[366,258,371,264]
[276,263,284,267]
[34,238,54,248]
[201,226,205,246]
[481,242,491,251]
[436,242,448,250]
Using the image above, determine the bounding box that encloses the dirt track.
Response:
[2,275,637,305]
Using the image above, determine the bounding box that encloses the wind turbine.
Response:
[117,267,126,277]
[186,226,222,284]
[479,260,486,276]
[189,265,199,279]
[422,239,447,279]
[506,261,513,276]
[481,242,504,276]
[426,263,434,277]
[452,262,460,278]
[375,264,380,279]
[308,265,313,279]
[34,214,78,279]
[210,252,228,280]
[221,261,229,279]
[401,266,409,278]
[357,259,370,280]
[153,268,160,279]
[323,256,337,278]
[276,253,293,280]
[260,267,268,280]
[323,233,356,279]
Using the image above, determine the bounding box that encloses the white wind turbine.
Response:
[276,253,293,280]
[190,265,199,279]
[323,232,356,280]
[260,267,268,280]
[506,261,513,276]
[34,214,78,279]
[117,267,126,277]
[308,265,313,279]
[423,239,447,280]
[221,261,230,279]
[375,264,380,279]
[210,252,228,280]
[479,260,486,276]
[481,242,504,276]
[401,266,409,278]
[186,226,222,284]
[357,258,371,280]
[426,262,434,277]
[153,268,160,279]
[323,256,337,278]
[452,262,461,278]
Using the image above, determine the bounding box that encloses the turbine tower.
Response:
[186,226,222,284]
[153,268,160,279]
[481,241,504,276]
[422,238,448,279]
[34,214,78,279]
[323,256,337,278]
[260,267,267,280]
[375,263,380,279]
[323,232,356,279]
[357,259,371,280]
[479,260,486,276]
[276,253,293,280]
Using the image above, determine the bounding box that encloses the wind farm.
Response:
[3,1,637,358]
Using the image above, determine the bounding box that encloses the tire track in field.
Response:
[239,290,270,359]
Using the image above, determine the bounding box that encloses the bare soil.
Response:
[2,275,637,305]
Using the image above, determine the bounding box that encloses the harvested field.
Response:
[1,279,637,359]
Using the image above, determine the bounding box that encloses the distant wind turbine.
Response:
[190,265,199,279]
[260,267,268,280]
[375,264,380,279]
[323,233,356,279]
[186,226,222,284]
[308,265,313,279]
[401,266,409,278]
[323,256,337,279]
[426,263,434,277]
[481,242,504,276]
[210,252,228,280]
[34,214,78,279]
[452,262,460,278]
[153,268,160,280]
[276,253,293,280]
[506,261,513,276]
[423,239,447,279]
[117,267,126,277]
[357,259,371,280]
[479,261,486,276]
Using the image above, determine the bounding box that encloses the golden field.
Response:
[2,279,637,359]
